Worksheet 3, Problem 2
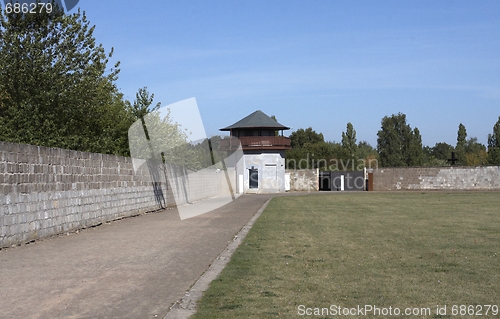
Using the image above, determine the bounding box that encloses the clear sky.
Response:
[76,0,499,148]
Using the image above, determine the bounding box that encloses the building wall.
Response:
[238,151,286,193]
[0,141,235,248]
[371,166,500,191]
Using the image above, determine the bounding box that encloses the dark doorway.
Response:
[319,171,331,191]
[249,169,259,189]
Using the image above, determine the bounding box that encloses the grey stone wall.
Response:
[0,141,235,248]
[286,169,319,191]
[371,166,500,191]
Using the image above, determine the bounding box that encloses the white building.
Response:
[219,110,291,193]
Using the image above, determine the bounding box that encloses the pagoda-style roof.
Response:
[220,110,290,131]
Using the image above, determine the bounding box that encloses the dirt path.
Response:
[0,194,273,319]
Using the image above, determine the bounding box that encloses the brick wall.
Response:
[371,166,500,191]
[0,141,234,248]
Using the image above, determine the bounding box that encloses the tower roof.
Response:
[220,110,290,131]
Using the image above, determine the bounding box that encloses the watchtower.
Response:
[219,110,291,193]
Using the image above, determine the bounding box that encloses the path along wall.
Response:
[371,166,500,191]
[0,141,234,248]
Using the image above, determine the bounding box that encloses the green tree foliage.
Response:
[464,137,487,166]
[453,124,488,166]
[431,142,454,161]
[341,122,358,159]
[423,142,454,166]
[0,5,133,155]
[185,135,229,171]
[286,127,336,169]
[286,126,372,171]
[287,127,338,169]
[487,116,500,165]
[456,123,467,165]
[357,141,377,160]
[289,127,324,149]
[357,140,379,169]
[128,87,161,146]
[408,127,424,166]
[131,87,161,121]
[128,89,222,171]
[377,113,423,167]
[285,141,331,169]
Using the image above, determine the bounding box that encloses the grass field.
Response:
[192,192,500,319]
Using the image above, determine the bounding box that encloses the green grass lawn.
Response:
[192,192,500,318]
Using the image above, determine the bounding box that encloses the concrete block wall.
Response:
[0,141,235,248]
[372,166,500,191]
[167,166,236,204]
[286,169,319,192]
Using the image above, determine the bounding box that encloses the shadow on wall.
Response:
[146,159,167,209]
[144,160,193,209]
[166,164,190,206]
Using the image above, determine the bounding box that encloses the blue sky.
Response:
[77,1,499,147]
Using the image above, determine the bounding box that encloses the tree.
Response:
[407,127,424,166]
[129,87,161,145]
[357,141,378,169]
[377,113,421,167]
[289,127,324,149]
[456,123,467,165]
[128,106,192,165]
[0,5,132,155]
[357,141,377,160]
[131,87,161,121]
[422,142,454,166]
[286,127,345,169]
[463,137,487,166]
[341,122,358,159]
[431,142,454,162]
[487,116,500,165]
